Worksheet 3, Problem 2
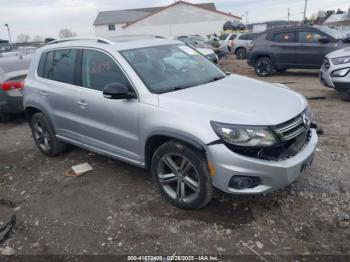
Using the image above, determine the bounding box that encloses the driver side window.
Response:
[81,49,130,92]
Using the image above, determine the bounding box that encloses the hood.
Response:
[158,74,307,126]
[327,47,350,59]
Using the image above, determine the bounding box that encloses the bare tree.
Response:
[59,28,77,39]
[17,34,31,43]
[33,35,43,42]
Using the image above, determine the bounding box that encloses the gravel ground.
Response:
[0,56,349,257]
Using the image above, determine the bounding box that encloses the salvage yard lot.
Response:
[1,56,350,256]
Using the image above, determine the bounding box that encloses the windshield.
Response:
[219,34,228,40]
[315,26,347,39]
[121,44,226,94]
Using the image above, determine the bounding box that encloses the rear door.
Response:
[37,49,82,142]
[268,31,297,67]
[74,48,141,163]
[295,30,335,68]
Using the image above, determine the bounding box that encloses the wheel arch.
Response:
[144,131,205,169]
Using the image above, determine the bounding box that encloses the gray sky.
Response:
[0,0,349,41]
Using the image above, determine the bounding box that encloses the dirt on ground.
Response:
[0,56,349,257]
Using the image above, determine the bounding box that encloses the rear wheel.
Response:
[236,48,247,60]
[151,140,213,209]
[255,57,274,77]
[30,112,67,157]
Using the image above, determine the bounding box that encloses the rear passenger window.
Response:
[38,49,78,85]
[272,32,295,42]
[49,49,78,84]
[81,49,130,91]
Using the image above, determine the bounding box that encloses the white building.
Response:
[93,1,241,37]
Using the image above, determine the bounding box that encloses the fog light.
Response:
[229,175,261,189]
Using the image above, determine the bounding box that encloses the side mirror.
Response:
[102,83,136,100]
[318,36,330,44]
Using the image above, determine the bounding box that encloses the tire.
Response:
[151,140,213,209]
[30,112,67,157]
[236,48,247,60]
[254,57,274,77]
[340,90,350,102]
[0,110,11,122]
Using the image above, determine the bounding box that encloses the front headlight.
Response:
[211,122,277,147]
[331,68,350,77]
[305,105,314,121]
[331,56,350,65]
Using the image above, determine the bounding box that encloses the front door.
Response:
[75,49,141,164]
[294,30,335,68]
[269,31,297,67]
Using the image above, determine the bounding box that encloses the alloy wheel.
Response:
[157,153,200,203]
[33,120,52,152]
[256,58,272,76]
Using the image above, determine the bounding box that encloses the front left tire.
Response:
[151,140,213,209]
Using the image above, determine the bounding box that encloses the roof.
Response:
[93,2,217,26]
[122,1,241,29]
[40,37,183,52]
[324,12,350,24]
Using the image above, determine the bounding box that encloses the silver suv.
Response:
[24,37,318,209]
[320,47,350,100]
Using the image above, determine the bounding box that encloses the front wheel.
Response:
[151,140,213,209]
[254,57,274,77]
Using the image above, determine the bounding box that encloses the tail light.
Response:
[1,81,24,91]
[248,43,255,50]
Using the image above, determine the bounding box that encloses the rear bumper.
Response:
[0,90,23,114]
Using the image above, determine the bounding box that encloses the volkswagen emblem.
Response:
[302,114,311,129]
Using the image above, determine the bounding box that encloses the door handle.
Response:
[40,91,47,96]
[77,100,88,107]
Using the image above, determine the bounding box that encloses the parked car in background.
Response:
[174,37,218,64]
[178,35,230,59]
[24,37,317,209]
[223,21,245,31]
[320,47,350,100]
[0,54,32,121]
[248,25,350,76]
[219,33,236,52]
[229,32,258,59]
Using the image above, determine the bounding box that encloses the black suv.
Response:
[247,25,350,76]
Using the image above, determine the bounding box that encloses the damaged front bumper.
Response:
[205,129,318,194]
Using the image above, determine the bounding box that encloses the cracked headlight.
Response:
[305,105,314,121]
[331,56,350,65]
[211,122,277,147]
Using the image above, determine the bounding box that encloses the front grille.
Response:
[271,114,307,141]
[322,58,330,71]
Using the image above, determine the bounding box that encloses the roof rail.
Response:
[47,37,113,45]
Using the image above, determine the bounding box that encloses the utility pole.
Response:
[303,0,308,23]
[288,8,290,23]
[4,24,12,43]
[245,11,248,26]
